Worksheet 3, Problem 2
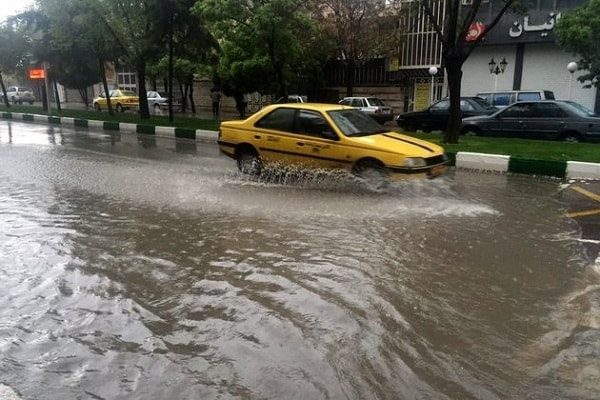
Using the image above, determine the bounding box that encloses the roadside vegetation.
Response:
[407,132,600,163]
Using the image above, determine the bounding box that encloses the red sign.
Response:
[29,68,45,80]
[466,22,486,42]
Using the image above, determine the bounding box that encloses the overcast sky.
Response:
[0,0,36,23]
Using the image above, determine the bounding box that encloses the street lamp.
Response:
[428,66,438,104]
[488,57,508,91]
[567,61,578,100]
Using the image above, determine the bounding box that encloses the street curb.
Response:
[1,111,599,180]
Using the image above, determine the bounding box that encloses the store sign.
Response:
[28,68,45,80]
[413,83,431,111]
[508,12,561,38]
[465,22,486,42]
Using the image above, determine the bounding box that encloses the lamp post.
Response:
[428,66,438,105]
[488,57,508,91]
[567,61,578,100]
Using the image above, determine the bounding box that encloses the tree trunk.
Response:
[188,82,196,114]
[168,4,174,122]
[0,73,10,108]
[443,58,463,144]
[179,81,186,113]
[137,61,150,119]
[99,58,113,115]
[78,87,89,108]
[345,59,355,97]
[53,80,62,112]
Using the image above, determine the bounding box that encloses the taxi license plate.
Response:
[429,165,446,177]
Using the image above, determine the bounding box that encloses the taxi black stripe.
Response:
[382,134,435,152]
[258,147,353,164]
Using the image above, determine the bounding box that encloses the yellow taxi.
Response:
[93,89,139,112]
[218,103,448,181]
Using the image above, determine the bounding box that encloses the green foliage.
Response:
[0,22,32,76]
[555,0,600,88]
[195,0,315,96]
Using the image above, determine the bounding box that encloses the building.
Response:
[324,0,597,113]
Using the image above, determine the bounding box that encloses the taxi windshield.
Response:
[327,109,387,137]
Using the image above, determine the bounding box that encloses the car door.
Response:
[495,103,535,137]
[427,100,450,131]
[253,107,303,164]
[292,109,346,169]
[520,103,566,140]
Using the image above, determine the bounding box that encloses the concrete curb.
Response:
[1,111,599,180]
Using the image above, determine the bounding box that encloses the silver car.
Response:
[4,86,35,104]
[339,96,393,123]
[147,91,169,113]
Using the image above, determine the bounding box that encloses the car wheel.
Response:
[94,103,101,112]
[154,104,161,114]
[116,103,124,113]
[353,160,389,190]
[462,126,481,136]
[562,133,582,143]
[28,101,34,105]
[237,150,262,176]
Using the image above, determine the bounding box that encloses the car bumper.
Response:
[386,161,449,180]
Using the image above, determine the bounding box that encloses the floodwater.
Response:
[0,121,598,400]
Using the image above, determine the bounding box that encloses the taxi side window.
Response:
[296,110,337,139]
[255,108,296,132]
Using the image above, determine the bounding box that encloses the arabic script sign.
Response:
[28,68,45,80]
[509,12,561,39]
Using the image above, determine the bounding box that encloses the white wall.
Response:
[462,45,517,96]
[521,43,596,110]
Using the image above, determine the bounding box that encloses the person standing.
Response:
[210,87,221,118]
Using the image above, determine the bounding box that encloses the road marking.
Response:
[570,186,600,203]
[567,208,600,218]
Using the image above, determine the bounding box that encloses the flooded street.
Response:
[0,121,598,399]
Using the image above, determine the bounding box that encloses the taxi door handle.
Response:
[297,142,305,146]
[254,135,261,139]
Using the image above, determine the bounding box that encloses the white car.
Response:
[4,86,35,104]
[339,96,393,123]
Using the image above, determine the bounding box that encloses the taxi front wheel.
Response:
[237,151,262,176]
[353,160,389,189]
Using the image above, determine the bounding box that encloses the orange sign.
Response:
[29,68,45,80]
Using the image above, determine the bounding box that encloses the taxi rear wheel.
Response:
[237,150,262,176]
[116,103,124,113]
[94,103,101,112]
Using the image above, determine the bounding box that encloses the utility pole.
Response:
[43,61,51,115]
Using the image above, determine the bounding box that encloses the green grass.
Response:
[0,104,220,131]
[405,132,600,163]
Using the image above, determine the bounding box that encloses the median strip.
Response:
[1,111,598,180]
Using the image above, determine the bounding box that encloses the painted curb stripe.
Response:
[48,116,61,124]
[2,112,12,119]
[566,161,600,179]
[103,121,119,131]
[23,114,34,121]
[508,157,566,178]
[175,128,195,140]
[137,124,155,135]
[456,152,510,172]
[74,119,88,128]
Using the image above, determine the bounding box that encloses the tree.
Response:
[418,0,518,143]
[195,0,313,97]
[555,0,600,88]
[0,24,31,108]
[309,0,400,96]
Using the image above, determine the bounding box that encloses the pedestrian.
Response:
[210,87,221,118]
[233,92,246,119]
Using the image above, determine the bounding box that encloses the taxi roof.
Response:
[263,103,354,112]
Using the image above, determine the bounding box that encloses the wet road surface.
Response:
[0,121,599,399]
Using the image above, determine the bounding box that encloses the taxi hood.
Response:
[347,131,444,157]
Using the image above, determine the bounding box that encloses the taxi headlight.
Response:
[403,157,426,168]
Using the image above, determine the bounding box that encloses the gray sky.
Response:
[0,0,36,23]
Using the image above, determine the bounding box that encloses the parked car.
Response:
[275,95,307,104]
[396,97,497,132]
[338,96,393,123]
[93,89,139,112]
[476,90,555,108]
[147,90,169,112]
[461,100,600,142]
[218,103,448,181]
[4,86,35,104]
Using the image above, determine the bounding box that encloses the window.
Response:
[340,99,351,106]
[255,108,296,132]
[533,103,564,118]
[351,98,365,107]
[430,100,450,111]
[517,92,541,101]
[366,97,385,106]
[296,110,336,139]
[501,103,536,118]
[327,109,385,137]
[460,100,475,112]
[492,93,512,106]
[544,91,555,100]
[477,93,492,104]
